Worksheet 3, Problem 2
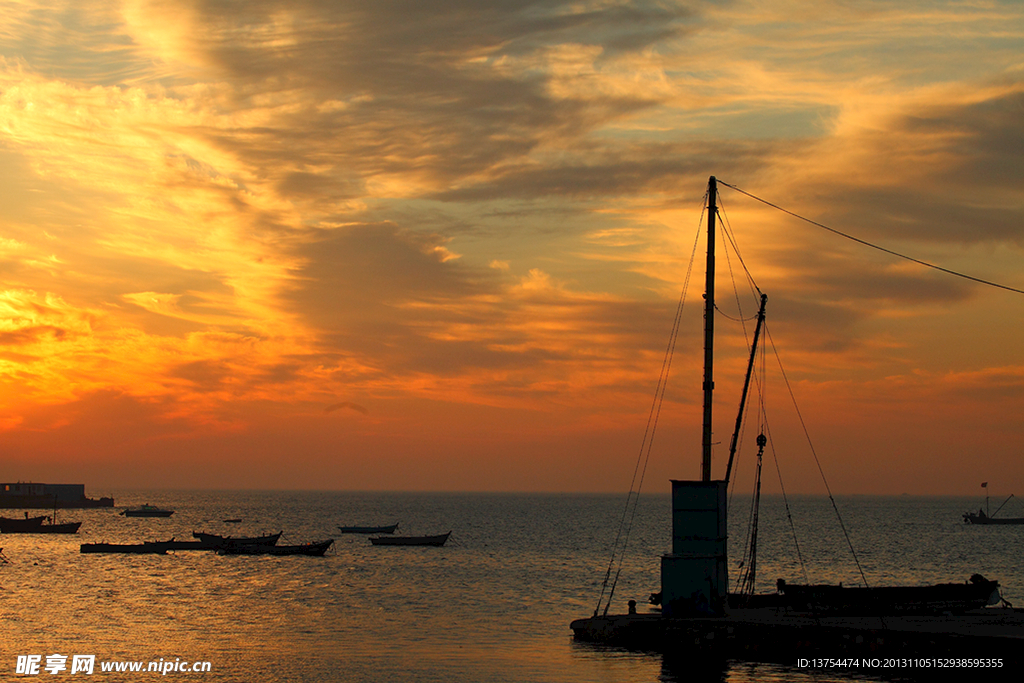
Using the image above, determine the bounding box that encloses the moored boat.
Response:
[154,532,283,551]
[20,520,82,534]
[339,523,399,534]
[1,499,82,533]
[192,531,282,548]
[80,541,170,554]
[777,575,1001,615]
[219,539,334,556]
[370,531,450,547]
[120,504,174,518]
[0,515,48,532]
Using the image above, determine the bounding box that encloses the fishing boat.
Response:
[1,515,80,534]
[370,531,450,547]
[964,511,1024,525]
[18,519,82,534]
[339,523,399,534]
[963,486,1024,524]
[80,541,171,554]
[0,515,48,532]
[192,531,282,548]
[570,177,1018,658]
[153,532,282,551]
[120,504,174,518]
[218,539,334,556]
[1,499,83,534]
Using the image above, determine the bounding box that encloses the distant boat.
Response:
[154,532,283,551]
[963,487,1024,524]
[19,520,82,534]
[162,539,213,551]
[120,504,174,518]
[223,518,242,523]
[192,531,282,548]
[80,541,170,554]
[0,515,49,532]
[339,523,399,534]
[370,531,450,547]
[963,510,1024,525]
[219,539,334,556]
[0,499,81,533]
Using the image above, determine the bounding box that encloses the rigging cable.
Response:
[713,307,760,324]
[719,205,747,506]
[717,192,764,302]
[760,410,812,586]
[603,206,704,615]
[595,193,706,617]
[718,181,1024,296]
[741,317,813,586]
[718,195,752,337]
[717,196,758,505]
[764,322,872,592]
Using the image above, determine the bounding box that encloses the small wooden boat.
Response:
[219,539,334,556]
[153,532,283,551]
[370,531,451,547]
[778,575,1001,615]
[25,520,82,534]
[80,541,170,554]
[223,518,242,523]
[1,500,82,533]
[0,515,48,532]
[163,540,211,551]
[120,504,174,518]
[339,523,399,534]
[192,531,282,548]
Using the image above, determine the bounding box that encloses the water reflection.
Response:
[4,492,1020,682]
[660,651,728,682]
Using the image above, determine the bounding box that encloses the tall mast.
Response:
[702,176,717,481]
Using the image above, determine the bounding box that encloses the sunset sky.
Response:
[0,0,1021,495]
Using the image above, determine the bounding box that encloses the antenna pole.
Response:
[702,176,717,481]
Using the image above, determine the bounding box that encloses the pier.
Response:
[571,607,1024,672]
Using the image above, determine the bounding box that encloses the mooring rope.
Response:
[595,193,706,617]
[765,323,872,592]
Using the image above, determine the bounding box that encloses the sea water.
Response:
[1,491,1019,682]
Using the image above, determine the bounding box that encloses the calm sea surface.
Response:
[1,491,1020,682]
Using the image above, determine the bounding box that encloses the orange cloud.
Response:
[0,0,1020,494]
